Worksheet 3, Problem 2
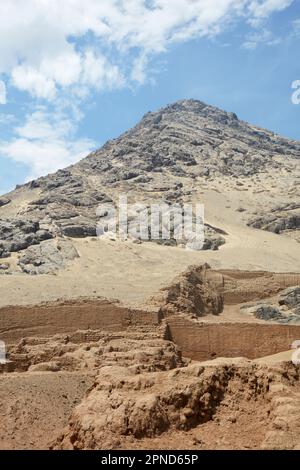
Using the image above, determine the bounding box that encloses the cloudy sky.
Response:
[0,0,300,195]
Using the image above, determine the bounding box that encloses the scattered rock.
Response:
[253,304,283,321]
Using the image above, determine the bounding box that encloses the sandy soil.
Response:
[0,361,275,450]
[0,371,94,450]
[0,225,299,310]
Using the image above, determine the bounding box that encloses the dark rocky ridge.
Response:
[79,99,300,179]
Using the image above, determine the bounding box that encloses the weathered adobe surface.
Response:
[1,325,299,450]
[1,264,300,449]
[1,265,300,351]
[52,360,300,450]
[2,324,181,375]
[2,311,300,374]
[166,317,300,361]
[218,270,300,304]
[0,299,159,344]
[0,324,186,450]
[156,263,224,317]
[154,264,300,316]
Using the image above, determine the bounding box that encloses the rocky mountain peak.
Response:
[79,98,299,179]
[1,99,299,274]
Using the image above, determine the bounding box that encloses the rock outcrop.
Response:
[248,206,300,236]
[18,238,79,275]
[279,286,300,311]
[0,219,53,259]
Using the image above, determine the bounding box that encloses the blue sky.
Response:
[0,0,300,196]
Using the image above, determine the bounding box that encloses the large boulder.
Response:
[279,286,300,309]
[0,197,10,207]
[253,304,283,321]
[18,238,79,274]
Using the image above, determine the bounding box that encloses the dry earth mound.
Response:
[53,360,300,450]
[156,263,223,317]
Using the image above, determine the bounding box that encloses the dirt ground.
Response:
[0,372,94,450]
[0,268,300,450]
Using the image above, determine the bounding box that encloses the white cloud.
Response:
[40,51,82,88]
[0,113,15,125]
[11,66,56,100]
[242,29,282,48]
[0,0,295,98]
[0,110,95,179]
[0,81,6,104]
[248,0,293,22]
[0,0,295,183]
[81,50,124,89]
[131,55,149,84]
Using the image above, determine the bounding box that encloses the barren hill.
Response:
[0,99,299,301]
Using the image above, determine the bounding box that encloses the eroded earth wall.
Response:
[0,300,159,343]
[166,316,300,360]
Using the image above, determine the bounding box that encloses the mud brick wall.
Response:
[0,300,159,344]
[167,316,300,360]
[217,271,300,305]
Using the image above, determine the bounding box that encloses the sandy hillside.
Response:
[0,182,299,309]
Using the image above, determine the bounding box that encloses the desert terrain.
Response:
[0,100,300,450]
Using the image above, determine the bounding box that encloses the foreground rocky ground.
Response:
[53,359,300,451]
[1,322,300,450]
